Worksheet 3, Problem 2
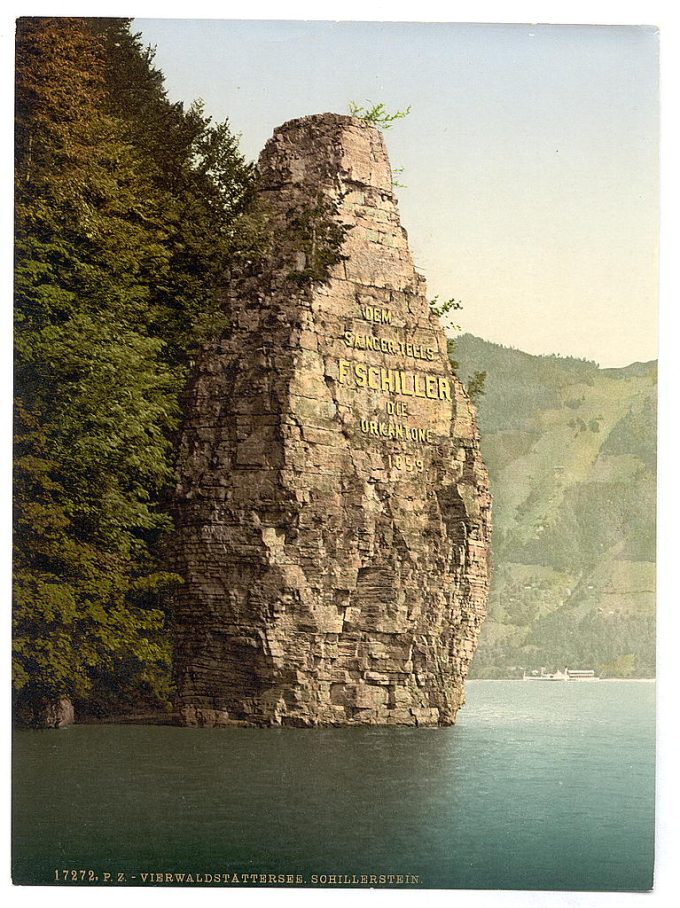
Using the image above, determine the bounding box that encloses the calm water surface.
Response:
[12,680,655,890]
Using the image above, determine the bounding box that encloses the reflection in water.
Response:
[13,681,655,890]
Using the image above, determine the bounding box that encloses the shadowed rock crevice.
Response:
[172,113,491,727]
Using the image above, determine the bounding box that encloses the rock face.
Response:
[172,113,491,727]
[15,697,74,729]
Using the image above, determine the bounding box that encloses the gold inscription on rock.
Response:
[338,359,452,401]
[359,418,435,445]
[386,400,408,417]
[361,306,392,324]
[386,453,425,474]
[343,330,437,362]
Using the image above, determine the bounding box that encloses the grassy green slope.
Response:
[453,334,656,678]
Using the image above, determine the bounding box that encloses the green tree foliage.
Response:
[285,194,350,285]
[429,295,463,321]
[14,18,262,720]
[347,101,410,188]
[466,370,487,402]
[89,18,266,361]
[600,653,637,679]
[347,100,411,129]
[428,297,485,401]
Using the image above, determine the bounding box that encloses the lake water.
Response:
[12,680,655,890]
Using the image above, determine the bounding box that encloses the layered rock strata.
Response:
[172,113,491,726]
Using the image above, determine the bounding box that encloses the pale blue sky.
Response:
[136,19,658,366]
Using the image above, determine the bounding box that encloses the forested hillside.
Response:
[13,17,267,721]
[454,335,656,678]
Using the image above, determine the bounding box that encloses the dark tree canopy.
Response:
[13,17,265,721]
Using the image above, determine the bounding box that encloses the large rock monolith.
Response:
[172,113,491,726]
